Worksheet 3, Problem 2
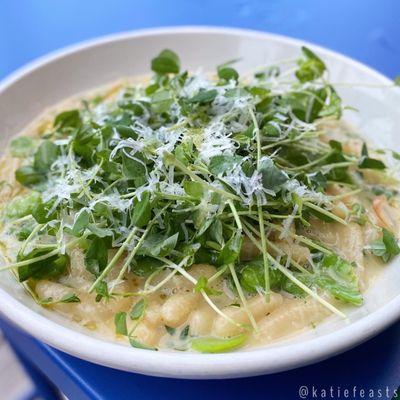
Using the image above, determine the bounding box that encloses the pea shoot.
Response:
[0,47,399,353]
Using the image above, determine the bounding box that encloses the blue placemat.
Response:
[1,1,400,399]
[1,317,400,400]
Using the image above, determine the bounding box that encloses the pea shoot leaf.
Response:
[122,153,146,182]
[183,181,204,198]
[367,228,400,262]
[218,66,239,82]
[71,209,90,236]
[217,231,243,266]
[318,88,342,119]
[17,249,69,282]
[239,258,291,294]
[359,157,386,170]
[15,166,45,187]
[34,140,59,172]
[315,254,363,306]
[131,192,151,228]
[32,199,57,224]
[193,276,221,296]
[188,89,218,104]
[85,236,110,276]
[258,157,288,192]
[129,338,157,351]
[4,192,41,220]
[295,46,326,82]
[138,232,179,257]
[130,257,164,277]
[151,90,174,113]
[54,109,82,131]
[209,154,243,175]
[151,49,180,74]
[10,136,37,158]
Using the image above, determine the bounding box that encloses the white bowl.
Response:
[1,26,400,379]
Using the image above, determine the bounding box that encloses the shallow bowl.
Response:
[0,26,400,379]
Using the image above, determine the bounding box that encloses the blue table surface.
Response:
[1,317,400,400]
[1,1,400,399]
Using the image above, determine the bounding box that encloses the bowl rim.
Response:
[0,25,399,379]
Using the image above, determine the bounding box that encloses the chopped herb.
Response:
[179,325,190,340]
[60,293,81,303]
[40,293,80,305]
[130,298,146,320]
[114,311,128,335]
[165,325,176,335]
[95,280,111,302]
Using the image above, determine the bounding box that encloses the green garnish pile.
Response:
[1,47,400,352]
